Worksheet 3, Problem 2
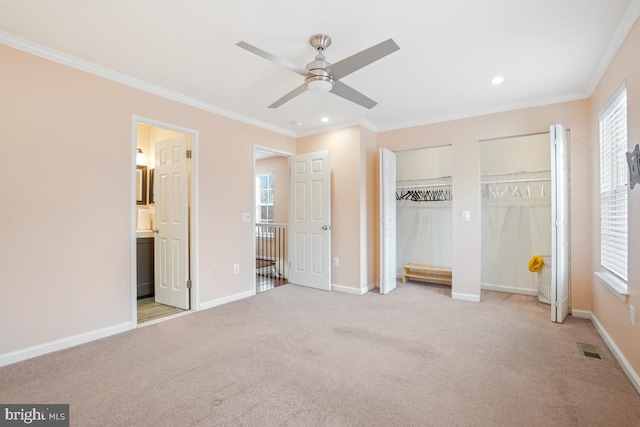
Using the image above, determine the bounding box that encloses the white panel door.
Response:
[154,136,190,310]
[288,151,331,290]
[550,124,570,323]
[380,148,397,295]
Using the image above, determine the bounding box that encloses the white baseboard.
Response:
[199,289,255,311]
[0,322,132,368]
[332,284,371,295]
[570,309,592,319]
[481,283,537,296]
[452,292,481,303]
[590,313,640,395]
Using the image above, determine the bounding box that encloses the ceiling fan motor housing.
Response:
[305,34,334,91]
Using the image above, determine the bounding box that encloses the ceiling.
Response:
[1,0,638,137]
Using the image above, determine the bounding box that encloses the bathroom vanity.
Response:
[136,232,154,298]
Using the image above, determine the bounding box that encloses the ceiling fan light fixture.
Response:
[305,74,333,92]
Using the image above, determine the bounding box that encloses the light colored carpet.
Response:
[2,282,639,426]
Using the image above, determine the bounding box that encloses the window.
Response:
[256,173,274,237]
[598,86,628,293]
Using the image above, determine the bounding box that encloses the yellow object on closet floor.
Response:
[528,255,544,272]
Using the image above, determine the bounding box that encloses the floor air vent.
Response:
[577,343,602,359]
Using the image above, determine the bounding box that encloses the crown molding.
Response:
[375,91,589,133]
[585,0,640,95]
[0,31,296,138]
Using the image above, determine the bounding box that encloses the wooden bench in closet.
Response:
[402,263,452,285]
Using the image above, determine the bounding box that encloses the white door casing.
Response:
[550,124,570,323]
[154,136,190,310]
[288,151,331,291]
[380,148,397,295]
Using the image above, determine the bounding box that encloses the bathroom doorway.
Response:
[132,117,198,325]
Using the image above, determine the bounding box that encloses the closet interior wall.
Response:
[480,133,552,299]
[395,146,453,278]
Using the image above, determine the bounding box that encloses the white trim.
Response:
[452,292,481,303]
[137,310,192,328]
[570,309,592,319]
[295,119,367,138]
[0,31,295,138]
[594,271,629,302]
[586,0,640,95]
[481,283,538,296]
[332,284,371,295]
[591,313,640,395]
[199,290,255,311]
[0,323,131,368]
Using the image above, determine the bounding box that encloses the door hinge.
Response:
[186,280,192,289]
[186,150,192,159]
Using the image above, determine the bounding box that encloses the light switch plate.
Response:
[242,213,250,223]
[462,210,470,221]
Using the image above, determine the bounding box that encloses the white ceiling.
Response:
[1,0,638,136]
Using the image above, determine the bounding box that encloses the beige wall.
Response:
[480,133,550,176]
[378,99,591,302]
[361,127,378,290]
[0,44,294,356]
[297,127,364,290]
[396,145,453,181]
[589,17,640,376]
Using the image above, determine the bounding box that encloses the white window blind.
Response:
[599,88,628,282]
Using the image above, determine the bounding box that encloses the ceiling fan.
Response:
[236,34,399,109]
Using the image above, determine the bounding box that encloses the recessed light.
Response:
[293,121,303,126]
[321,117,330,123]
[491,76,504,85]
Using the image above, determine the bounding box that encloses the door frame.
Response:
[131,115,200,327]
[252,145,294,293]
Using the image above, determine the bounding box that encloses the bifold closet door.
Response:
[380,148,397,295]
[550,124,569,323]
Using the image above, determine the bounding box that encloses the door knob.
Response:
[153,228,160,233]
[322,225,331,230]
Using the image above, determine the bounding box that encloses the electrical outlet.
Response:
[631,305,635,327]
[333,257,339,267]
[233,264,240,274]
[212,266,219,277]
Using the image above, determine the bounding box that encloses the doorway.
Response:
[254,147,291,293]
[132,118,198,325]
[380,146,453,295]
[479,126,570,323]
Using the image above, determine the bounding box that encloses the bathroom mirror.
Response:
[136,165,148,205]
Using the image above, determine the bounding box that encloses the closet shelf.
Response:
[402,263,452,285]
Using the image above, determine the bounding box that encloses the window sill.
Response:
[594,271,629,303]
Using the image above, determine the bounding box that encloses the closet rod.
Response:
[397,182,452,189]
[481,178,550,185]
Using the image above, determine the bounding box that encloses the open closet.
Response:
[480,133,552,301]
[395,146,453,289]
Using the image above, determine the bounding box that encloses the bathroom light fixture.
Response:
[491,75,504,85]
[321,117,330,123]
[136,148,147,166]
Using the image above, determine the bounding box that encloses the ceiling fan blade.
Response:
[236,41,309,76]
[269,84,308,108]
[326,39,399,80]
[330,81,377,109]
